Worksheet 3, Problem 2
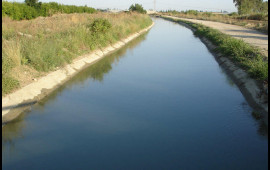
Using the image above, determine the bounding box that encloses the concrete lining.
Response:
[2,23,155,124]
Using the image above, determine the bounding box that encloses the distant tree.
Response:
[129,4,146,14]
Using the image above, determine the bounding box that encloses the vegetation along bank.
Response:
[2,12,152,95]
[157,15,268,124]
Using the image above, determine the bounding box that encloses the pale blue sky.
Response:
[6,0,241,12]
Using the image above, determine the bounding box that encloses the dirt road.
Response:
[166,16,268,57]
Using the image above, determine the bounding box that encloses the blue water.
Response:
[2,18,268,170]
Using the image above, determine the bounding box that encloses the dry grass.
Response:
[2,40,21,67]
[3,12,149,36]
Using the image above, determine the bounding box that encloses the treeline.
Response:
[2,1,96,20]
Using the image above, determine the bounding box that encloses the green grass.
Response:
[2,13,153,96]
[161,16,268,81]
[2,76,20,95]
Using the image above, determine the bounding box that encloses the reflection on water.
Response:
[70,33,147,84]
[2,113,27,154]
[251,111,268,137]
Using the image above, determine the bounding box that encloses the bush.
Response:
[129,4,146,14]
[229,12,238,17]
[247,14,267,21]
[185,10,199,16]
[89,18,112,34]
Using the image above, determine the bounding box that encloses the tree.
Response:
[25,0,38,6]
[233,0,265,14]
[129,4,146,14]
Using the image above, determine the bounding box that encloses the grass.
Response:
[2,12,152,96]
[161,16,268,81]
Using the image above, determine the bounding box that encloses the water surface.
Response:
[2,18,268,170]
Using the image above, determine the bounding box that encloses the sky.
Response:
[7,0,240,12]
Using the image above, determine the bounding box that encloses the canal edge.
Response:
[2,22,155,124]
[156,16,268,125]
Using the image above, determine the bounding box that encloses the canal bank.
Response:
[2,23,154,124]
[158,15,268,125]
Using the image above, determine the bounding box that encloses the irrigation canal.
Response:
[2,18,268,170]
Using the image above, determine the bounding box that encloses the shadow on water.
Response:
[2,101,37,111]
[251,111,268,138]
[2,31,149,147]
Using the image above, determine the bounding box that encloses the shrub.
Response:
[89,19,112,34]
[247,14,267,21]
[185,10,199,16]
[129,4,146,14]
[229,12,238,17]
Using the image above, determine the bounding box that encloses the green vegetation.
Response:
[2,13,152,96]
[2,49,20,95]
[89,18,112,33]
[129,4,147,14]
[233,0,268,15]
[2,0,96,20]
[161,16,268,81]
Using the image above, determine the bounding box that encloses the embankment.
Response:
[157,15,268,125]
[2,21,154,124]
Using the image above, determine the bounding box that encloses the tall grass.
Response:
[2,13,152,96]
[162,16,268,81]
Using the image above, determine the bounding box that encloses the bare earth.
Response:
[167,16,268,57]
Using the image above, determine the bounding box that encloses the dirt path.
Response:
[166,16,268,57]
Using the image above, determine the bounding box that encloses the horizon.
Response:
[5,0,239,12]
